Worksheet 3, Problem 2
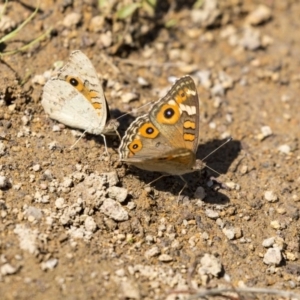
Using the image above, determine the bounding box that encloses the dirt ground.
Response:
[0,0,300,299]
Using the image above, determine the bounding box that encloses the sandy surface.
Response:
[0,1,300,299]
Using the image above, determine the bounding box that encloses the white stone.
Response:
[278,144,291,155]
[24,206,42,220]
[115,268,125,277]
[262,237,275,248]
[264,191,278,202]
[102,172,119,186]
[246,5,272,26]
[260,126,272,139]
[205,209,219,219]
[270,220,281,229]
[14,224,38,254]
[100,198,128,221]
[0,176,9,189]
[158,254,173,262]
[1,263,18,275]
[198,253,222,277]
[121,280,140,299]
[63,12,81,28]
[84,216,97,232]
[222,227,235,240]
[145,246,160,259]
[121,92,139,103]
[240,26,261,51]
[62,178,73,188]
[41,258,58,271]
[137,77,149,87]
[55,198,65,209]
[108,186,128,203]
[263,247,282,265]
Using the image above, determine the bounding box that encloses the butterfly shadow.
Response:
[129,139,241,205]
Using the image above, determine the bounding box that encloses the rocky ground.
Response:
[0,0,300,299]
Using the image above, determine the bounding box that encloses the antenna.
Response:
[201,137,232,162]
[194,137,232,177]
[115,102,152,121]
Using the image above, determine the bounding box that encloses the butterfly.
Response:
[118,75,204,197]
[41,50,119,154]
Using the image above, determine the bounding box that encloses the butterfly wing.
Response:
[42,50,113,135]
[150,76,200,153]
[119,76,199,174]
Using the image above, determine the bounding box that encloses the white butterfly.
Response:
[42,50,119,154]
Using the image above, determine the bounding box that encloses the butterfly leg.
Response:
[115,129,122,141]
[69,130,87,150]
[177,176,188,203]
[101,134,109,157]
[209,176,230,190]
[146,174,167,187]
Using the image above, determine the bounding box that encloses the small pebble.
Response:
[127,202,136,210]
[62,178,73,188]
[63,12,81,28]
[225,181,239,190]
[52,125,61,132]
[100,198,129,221]
[145,246,160,259]
[281,94,290,102]
[264,191,278,202]
[246,5,272,26]
[262,237,275,248]
[194,186,206,200]
[240,27,261,51]
[222,227,236,240]
[1,263,18,275]
[257,126,272,141]
[41,258,58,271]
[263,247,282,265]
[32,164,41,172]
[14,224,38,255]
[158,254,173,262]
[99,31,112,48]
[84,216,97,232]
[145,235,154,243]
[278,144,291,155]
[89,15,104,33]
[107,186,128,203]
[31,74,46,86]
[205,209,219,219]
[240,165,248,174]
[102,172,119,186]
[270,220,281,229]
[21,116,29,126]
[198,253,222,277]
[121,92,139,103]
[137,76,150,87]
[121,280,141,299]
[55,198,65,209]
[0,15,16,33]
[286,252,297,261]
[195,70,212,89]
[0,176,9,189]
[24,206,42,220]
